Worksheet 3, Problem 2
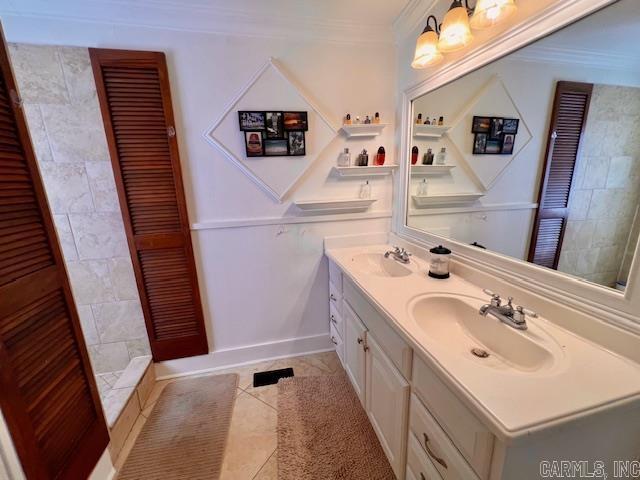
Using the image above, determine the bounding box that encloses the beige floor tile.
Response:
[244,383,279,410]
[113,413,147,471]
[268,355,333,378]
[220,391,277,480]
[297,351,342,373]
[217,360,277,390]
[253,450,277,480]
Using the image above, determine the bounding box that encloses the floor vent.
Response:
[253,368,294,387]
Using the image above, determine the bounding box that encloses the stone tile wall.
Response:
[559,84,640,288]
[9,44,151,373]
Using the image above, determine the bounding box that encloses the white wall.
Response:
[0,13,397,369]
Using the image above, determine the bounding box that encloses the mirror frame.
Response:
[394,0,640,334]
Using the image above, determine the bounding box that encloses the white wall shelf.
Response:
[412,193,484,208]
[413,124,450,139]
[332,165,398,177]
[341,123,389,138]
[294,198,377,213]
[410,165,455,176]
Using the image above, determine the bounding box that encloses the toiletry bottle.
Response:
[358,149,369,166]
[438,116,444,126]
[425,148,434,165]
[424,116,431,125]
[338,148,351,167]
[375,146,385,165]
[374,112,381,124]
[364,115,371,124]
[411,146,419,165]
[359,180,371,199]
[436,147,447,165]
[416,113,422,124]
[417,178,428,196]
[356,116,361,124]
[344,113,352,125]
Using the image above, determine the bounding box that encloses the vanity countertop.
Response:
[326,244,640,442]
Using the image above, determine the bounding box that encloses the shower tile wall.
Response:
[9,43,151,373]
[560,84,640,288]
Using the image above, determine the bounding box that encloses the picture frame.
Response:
[264,138,288,156]
[485,139,502,154]
[238,111,265,131]
[473,133,487,154]
[490,117,504,140]
[283,111,308,131]
[244,131,264,157]
[472,116,491,133]
[503,118,519,134]
[501,134,515,154]
[287,131,306,156]
[265,111,284,138]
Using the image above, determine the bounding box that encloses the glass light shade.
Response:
[470,0,517,29]
[438,5,473,53]
[411,29,443,69]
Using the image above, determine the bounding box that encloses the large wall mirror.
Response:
[405,0,640,294]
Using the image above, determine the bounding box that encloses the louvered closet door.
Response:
[528,81,593,269]
[0,28,109,479]
[89,49,208,361]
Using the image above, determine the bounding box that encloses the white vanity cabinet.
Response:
[343,303,367,403]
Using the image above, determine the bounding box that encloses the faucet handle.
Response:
[482,289,501,306]
[516,305,538,318]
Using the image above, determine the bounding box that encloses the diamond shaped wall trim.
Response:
[203,57,339,203]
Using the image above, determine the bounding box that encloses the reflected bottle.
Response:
[436,147,447,165]
[411,146,419,165]
[359,180,371,199]
[417,178,428,196]
[423,148,434,165]
[375,146,385,166]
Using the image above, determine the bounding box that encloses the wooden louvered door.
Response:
[0,28,109,479]
[528,81,593,269]
[89,49,208,361]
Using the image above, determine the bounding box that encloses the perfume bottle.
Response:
[417,178,428,196]
[344,113,352,125]
[438,116,444,126]
[424,116,431,125]
[364,115,371,124]
[375,146,385,166]
[357,149,369,166]
[359,180,371,199]
[411,146,419,165]
[338,148,351,167]
[373,112,381,124]
[424,148,434,165]
[416,113,422,124]
[356,116,361,124]
[436,147,447,165]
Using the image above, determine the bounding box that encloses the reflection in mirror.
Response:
[406,0,640,293]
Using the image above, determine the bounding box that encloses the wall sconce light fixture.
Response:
[411,15,443,69]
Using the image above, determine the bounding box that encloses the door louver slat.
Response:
[90,48,208,361]
[528,81,593,270]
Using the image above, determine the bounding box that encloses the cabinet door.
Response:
[343,304,367,404]
[366,334,410,479]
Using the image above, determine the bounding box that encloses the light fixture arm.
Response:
[422,15,440,35]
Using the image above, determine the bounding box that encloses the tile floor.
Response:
[96,370,124,399]
[114,350,343,480]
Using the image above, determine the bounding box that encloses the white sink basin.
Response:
[409,293,562,372]
[349,253,417,278]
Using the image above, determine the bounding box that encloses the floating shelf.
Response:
[412,193,484,208]
[341,123,389,138]
[332,165,398,177]
[294,198,377,213]
[411,165,455,176]
[413,124,450,139]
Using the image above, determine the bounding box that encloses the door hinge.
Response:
[167,126,176,137]
[9,90,23,108]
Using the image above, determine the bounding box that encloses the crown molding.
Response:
[508,45,640,72]
[393,0,441,45]
[0,0,396,45]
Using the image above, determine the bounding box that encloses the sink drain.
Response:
[471,348,489,358]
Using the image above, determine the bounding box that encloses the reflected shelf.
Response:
[412,193,484,208]
[413,124,450,139]
[411,165,455,176]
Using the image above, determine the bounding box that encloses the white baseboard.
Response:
[89,448,116,480]
[154,333,334,380]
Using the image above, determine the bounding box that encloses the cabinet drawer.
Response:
[410,394,480,480]
[343,278,412,379]
[412,356,493,478]
[330,323,344,364]
[329,280,342,315]
[328,259,343,293]
[329,303,344,340]
[407,432,443,480]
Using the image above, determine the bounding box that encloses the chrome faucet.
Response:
[479,289,537,331]
[384,246,412,264]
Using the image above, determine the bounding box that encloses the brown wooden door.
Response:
[0,29,109,479]
[528,81,593,269]
[89,49,208,361]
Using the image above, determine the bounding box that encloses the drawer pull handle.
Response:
[420,474,426,480]
[330,294,337,301]
[330,315,337,324]
[423,433,448,469]
[330,336,338,345]
[357,337,363,344]
[363,345,369,352]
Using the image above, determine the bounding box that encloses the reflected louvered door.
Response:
[89,49,208,361]
[0,27,109,479]
[528,81,593,269]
